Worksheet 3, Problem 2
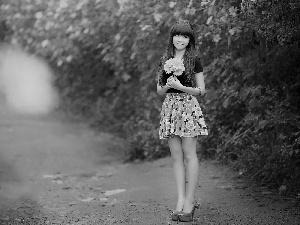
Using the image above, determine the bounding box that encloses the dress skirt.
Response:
[159,93,208,139]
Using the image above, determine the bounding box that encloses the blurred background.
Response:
[0,0,299,193]
[0,46,58,114]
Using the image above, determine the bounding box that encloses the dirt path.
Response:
[0,101,299,225]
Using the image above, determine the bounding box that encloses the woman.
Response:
[156,19,208,222]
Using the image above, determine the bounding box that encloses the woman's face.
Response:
[173,34,190,51]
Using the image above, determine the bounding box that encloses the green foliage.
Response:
[1,0,299,191]
[241,0,300,45]
[1,0,119,116]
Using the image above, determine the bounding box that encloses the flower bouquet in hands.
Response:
[163,58,185,76]
[163,58,185,88]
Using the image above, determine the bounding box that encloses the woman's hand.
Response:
[167,76,183,90]
[166,76,174,88]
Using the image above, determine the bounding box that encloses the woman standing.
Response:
[156,20,208,222]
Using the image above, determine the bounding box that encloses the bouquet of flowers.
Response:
[163,58,185,76]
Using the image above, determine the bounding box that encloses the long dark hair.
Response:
[160,20,198,86]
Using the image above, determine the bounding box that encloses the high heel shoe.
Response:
[170,210,182,221]
[178,204,197,222]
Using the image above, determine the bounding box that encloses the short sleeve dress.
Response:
[157,57,208,139]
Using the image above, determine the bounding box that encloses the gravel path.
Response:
[0,102,299,225]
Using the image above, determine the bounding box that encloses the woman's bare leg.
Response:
[168,135,185,211]
[181,137,198,213]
